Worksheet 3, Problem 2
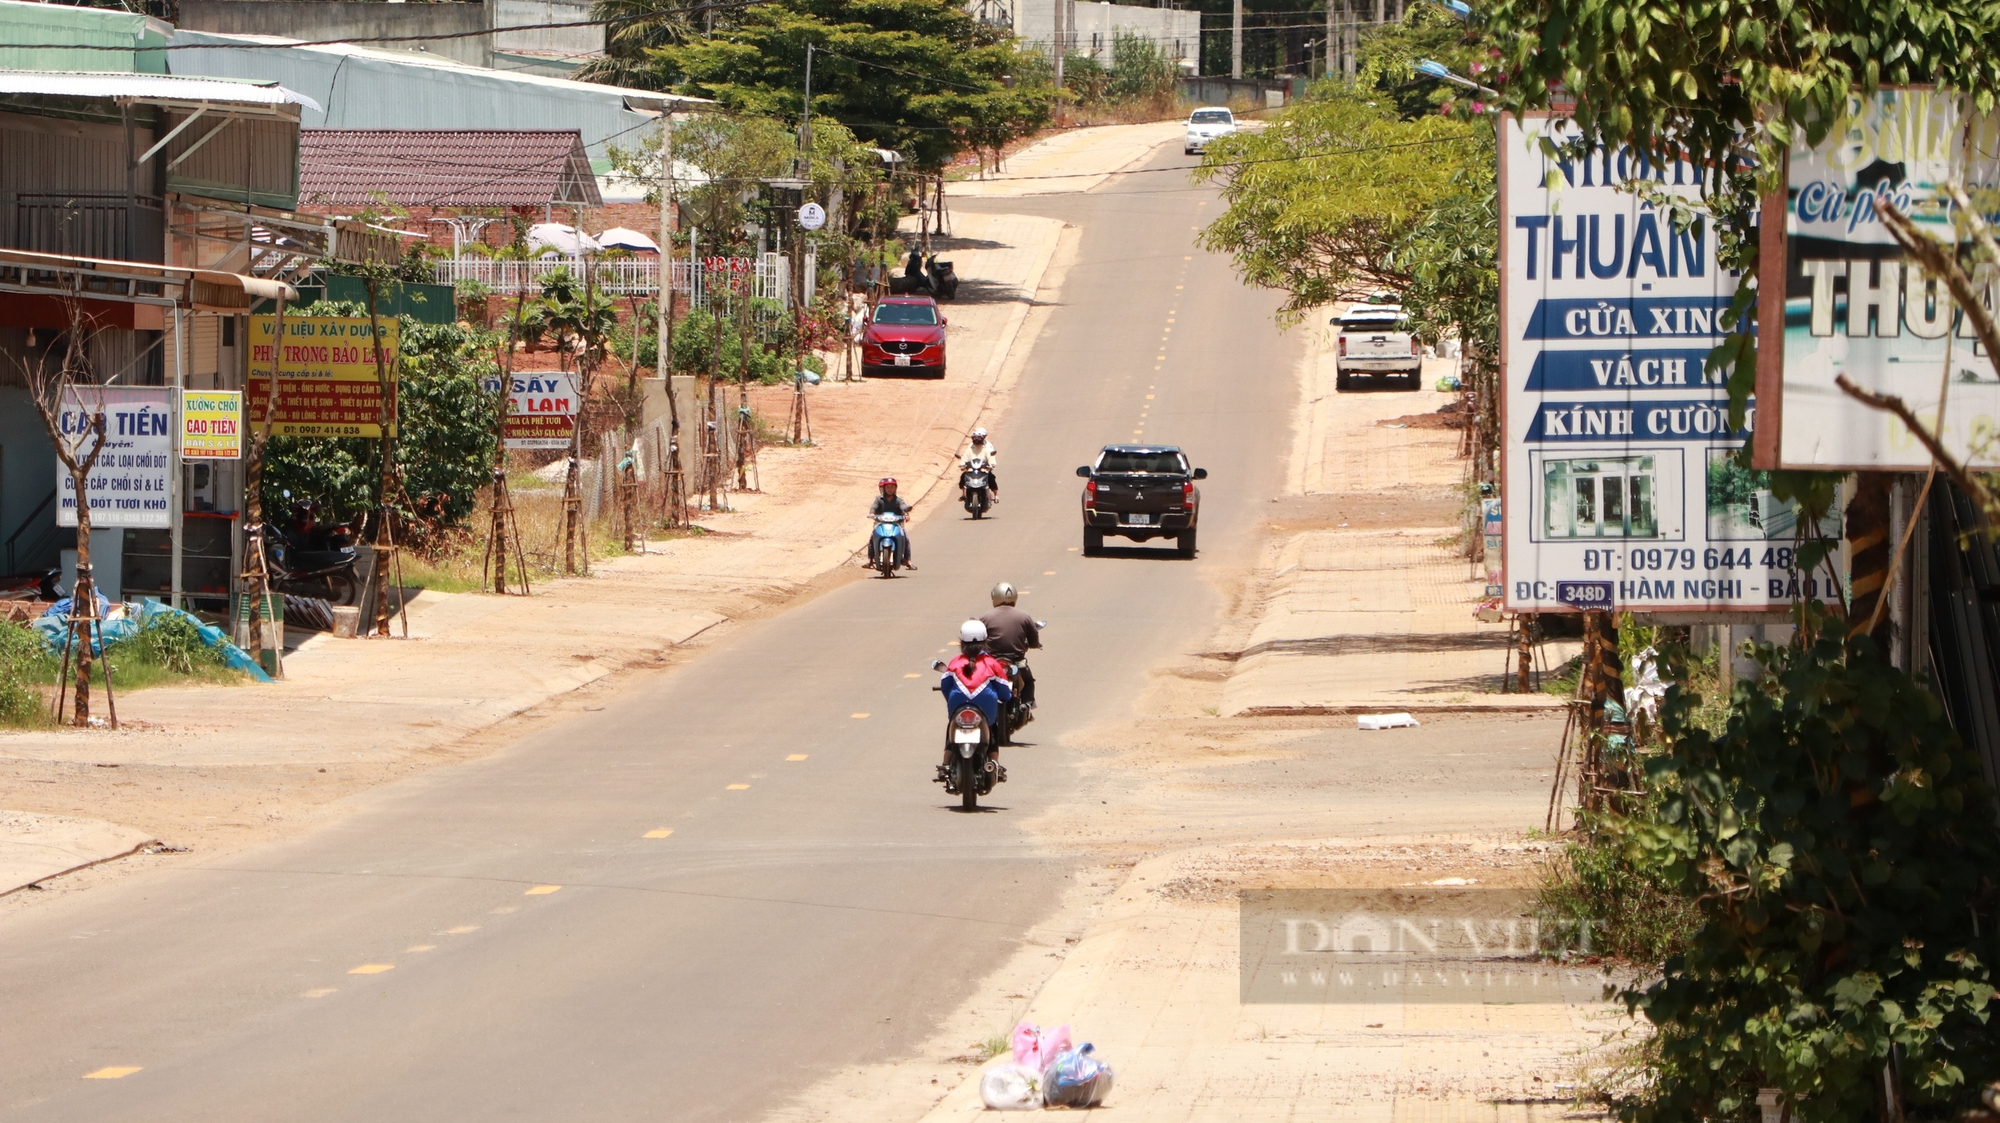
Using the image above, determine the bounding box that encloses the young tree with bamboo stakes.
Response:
[12,297,118,726]
[241,294,288,674]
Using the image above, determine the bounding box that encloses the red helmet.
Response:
[878,477,897,488]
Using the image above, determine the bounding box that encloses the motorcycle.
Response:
[262,499,360,605]
[960,458,993,519]
[887,254,960,301]
[869,512,909,578]
[932,658,1002,810]
[994,621,1047,745]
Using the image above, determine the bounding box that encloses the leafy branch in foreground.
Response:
[1605,612,2000,1122]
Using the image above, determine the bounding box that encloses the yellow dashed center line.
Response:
[445,925,480,934]
[850,712,870,719]
[903,672,921,678]
[727,783,750,790]
[643,828,674,839]
[525,885,562,895]
[406,944,437,953]
[348,963,394,975]
[83,1067,141,1080]
[1043,570,1056,575]
[786,753,808,761]
[302,988,337,998]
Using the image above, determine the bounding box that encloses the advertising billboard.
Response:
[1757,88,2000,470]
[479,372,578,450]
[180,390,242,460]
[56,386,174,529]
[245,316,398,438]
[1501,115,1843,613]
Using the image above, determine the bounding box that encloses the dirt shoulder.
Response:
[0,205,1075,900]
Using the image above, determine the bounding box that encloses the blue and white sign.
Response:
[56,385,174,529]
[1501,116,1835,614]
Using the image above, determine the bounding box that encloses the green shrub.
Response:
[1607,609,2000,1122]
[0,622,53,725]
[1535,814,1701,966]
[110,613,224,676]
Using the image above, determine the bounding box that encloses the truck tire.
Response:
[1083,527,1104,556]
[1335,368,1353,392]
[1177,530,1197,559]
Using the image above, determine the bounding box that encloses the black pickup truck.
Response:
[1076,445,1207,558]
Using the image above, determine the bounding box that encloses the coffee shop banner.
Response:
[1757,88,2000,470]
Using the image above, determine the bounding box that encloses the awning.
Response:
[0,70,320,115]
[0,246,299,312]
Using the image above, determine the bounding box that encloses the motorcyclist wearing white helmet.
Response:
[980,581,1040,709]
[939,618,1014,778]
[960,428,998,504]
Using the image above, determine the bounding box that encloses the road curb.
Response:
[1230,699,1571,717]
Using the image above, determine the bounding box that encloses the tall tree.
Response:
[639,0,1049,169]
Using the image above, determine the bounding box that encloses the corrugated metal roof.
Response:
[301,129,603,208]
[167,30,705,163]
[0,0,172,75]
[0,70,319,112]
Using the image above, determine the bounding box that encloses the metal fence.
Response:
[432,254,790,307]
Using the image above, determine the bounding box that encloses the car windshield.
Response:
[1098,450,1187,474]
[1190,110,1232,124]
[873,304,938,325]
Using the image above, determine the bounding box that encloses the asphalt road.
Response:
[0,140,1300,1122]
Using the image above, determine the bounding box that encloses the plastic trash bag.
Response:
[1042,1043,1114,1108]
[979,1063,1042,1110]
[1011,1021,1071,1073]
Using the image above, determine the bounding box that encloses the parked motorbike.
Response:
[887,254,959,301]
[960,458,993,519]
[262,499,360,605]
[932,658,1001,810]
[869,512,909,578]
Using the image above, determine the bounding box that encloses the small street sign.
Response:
[798,202,826,231]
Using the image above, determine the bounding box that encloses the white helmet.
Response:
[990,581,1017,607]
[970,428,988,441]
[959,619,988,644]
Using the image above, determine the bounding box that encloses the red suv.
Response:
[861,296,948,378]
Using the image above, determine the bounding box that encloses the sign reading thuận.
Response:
[246,316,398,438]
[1500,115,1845,615]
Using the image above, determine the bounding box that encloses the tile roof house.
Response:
[298,128,604,210]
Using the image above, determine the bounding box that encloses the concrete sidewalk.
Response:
[953,122,1185,198]
[0,811,155,896]
[1218,336,1572,716]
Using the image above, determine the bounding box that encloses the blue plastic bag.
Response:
[1041,1043,1115,1108]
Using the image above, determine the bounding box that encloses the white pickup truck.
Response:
[1333,299,1423,391]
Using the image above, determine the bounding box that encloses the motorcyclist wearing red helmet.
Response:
[869,477,914,569]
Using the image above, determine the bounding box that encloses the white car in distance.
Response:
[1333,298,1424,391]
[1184,107,1237,155]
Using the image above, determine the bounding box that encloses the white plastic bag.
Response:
[980,1063,1042,1110]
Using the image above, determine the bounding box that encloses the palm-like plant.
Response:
[574,0,692,88]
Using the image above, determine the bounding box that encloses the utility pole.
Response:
[1052,0,1065,122]
[1231,0,1242,79]
[1374,0,1384,28]
[1323,0,1335,80]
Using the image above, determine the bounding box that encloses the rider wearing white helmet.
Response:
[939,618,1014,778]
[960,427,998,503]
